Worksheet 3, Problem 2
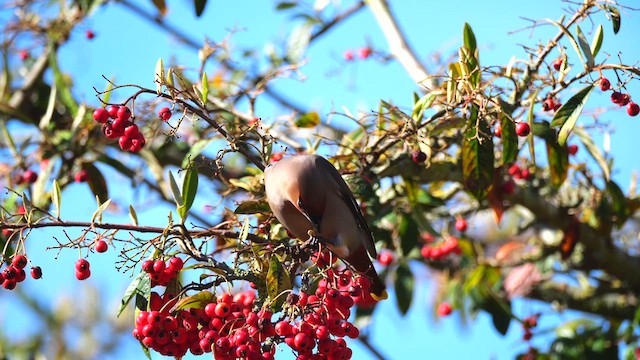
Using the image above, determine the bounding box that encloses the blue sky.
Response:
[2,1,640,359]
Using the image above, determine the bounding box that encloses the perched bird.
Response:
[264,154,387,299]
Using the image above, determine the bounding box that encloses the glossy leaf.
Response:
[129,204,139,226]
[174,291,215,311]
[461,105,494,200]
[118,271,150,317]
[276,1,297,10]
[84,162,109,204]
[90,197,111,224]
[295,112,320,128]
[394,262,414,316]
[154,57,164,94]
[607,5,621,34]
[463,22,477,54]
[590,24,604,57]
[266,255,291,310]
[179,165,199,221]
[500,113,518,165]
[549,19,585,69]
[551,85,594,145]
[194,0,207,16]
[576,26,594,69]
[201,72,209,105]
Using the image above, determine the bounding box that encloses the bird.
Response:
[263,154,387,300]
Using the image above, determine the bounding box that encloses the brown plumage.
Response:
[264,154,387,299]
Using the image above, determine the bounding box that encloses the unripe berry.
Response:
[93,108,109,123]
[95,240,108,253]
[515,122,530,137]
[599,77,611,91]
[627,102,639,117]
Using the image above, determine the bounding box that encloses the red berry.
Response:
[141,260,154,273]
[75,258,90,271]
[494,124,502,138]
[293,332,315,352]
[118,136,132,151]
[542,98,555,112]
[437,302,453,316]
[3,266,17,280]
[74,169,89,183]
[124,124,139,138]
[515,122,530,137]
[158,107,172,121]
[269,152,283,164]
[627,102,639,117]
[214,302,231,318]
[117,106,132,121]
[2,279,16,290]
[411,150,427,164]
[502,179,516,194]
[30,266,42,279]
[22,170,38,184]
[12,255,27,269]
[358,47,372,59]
[129,134,146,153]
[343,50,354,61]
[18,50,29,61]
[93,108,109,123]
[568,144,578,155]
[167,257,184,272]
[75,268,91,280]
[599,77,611,91]
[107,105,120,119]
[153,259,166,273]
[85,30,95,39]
[455,218,468,232]
[377,251,394,266]
[552,58,562,71]
[95,240,108,253]
[103,123,123,139]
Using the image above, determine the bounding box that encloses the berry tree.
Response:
[1,0,640,359]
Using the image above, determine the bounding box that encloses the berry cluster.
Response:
[1,254,41,290]
[343,47,372,61]
[541,96,562,112]
[75,258,91,280]
[14,169,38,185]
[141,257,184,287]
[521,314,539,341]
[93,105,147,153]
[508,164,533,182]
[420,236,461,261]
[600,77,639,116]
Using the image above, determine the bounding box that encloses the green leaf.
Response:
[412,92,436,123]
[84,162,109,204]
[499,113,518,165]
[546,134,569,188]
[295,112,320,128]
[576,26,594,69]
[276,1,297,10]
[168,171,184,208]
[463,23,477,54]
[234,200,271,214]
[551,85,594,145]
[52,179,61,218]
[91,197,111,224]
[549,19,585,69]
[48,44,79,116]
[119,271,150,317]
[606,5,621,34]
[129,204,139,226]
[181,139,214,169]
[461,105,494,200]
[201,72,209,105]
[590,24,604,57]
[266,255,291,310]
[394,262,414,316]
[179,165,199,221]
[194,0,207,16]
[38,81,56,130]
[174,291,215,311]
[574,127,610,181]
[398,214,419,257]
[526,90,540,166]
[154,58,164,94]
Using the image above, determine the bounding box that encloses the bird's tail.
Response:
[345,246,388,300]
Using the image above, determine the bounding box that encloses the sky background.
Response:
[2,0,640,359]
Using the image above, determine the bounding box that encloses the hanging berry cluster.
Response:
[93,105,146,152]
[1,254,42,290]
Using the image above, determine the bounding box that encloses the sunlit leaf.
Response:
[548,19,585,69]
[90,198,111,224]
[412,92,436,123]
[119,271,150,317]
[179,165,199,221]
[286,23,312,63]
[590,24,604,57]
[394,262,414,316]
[154,57,164,94]
[129,204,138,226]
[174,291,215,311]
[168,171,184,208]
[576,26,594,69]
[52,179,61,218]
[234,200,271,214]
[201,72,209,105]
[266,255,291,310]
[463,22,477,54]
[38,81,56,130]
[551,85,594,145]
[606,5,621,34]
[526,90,539,166]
